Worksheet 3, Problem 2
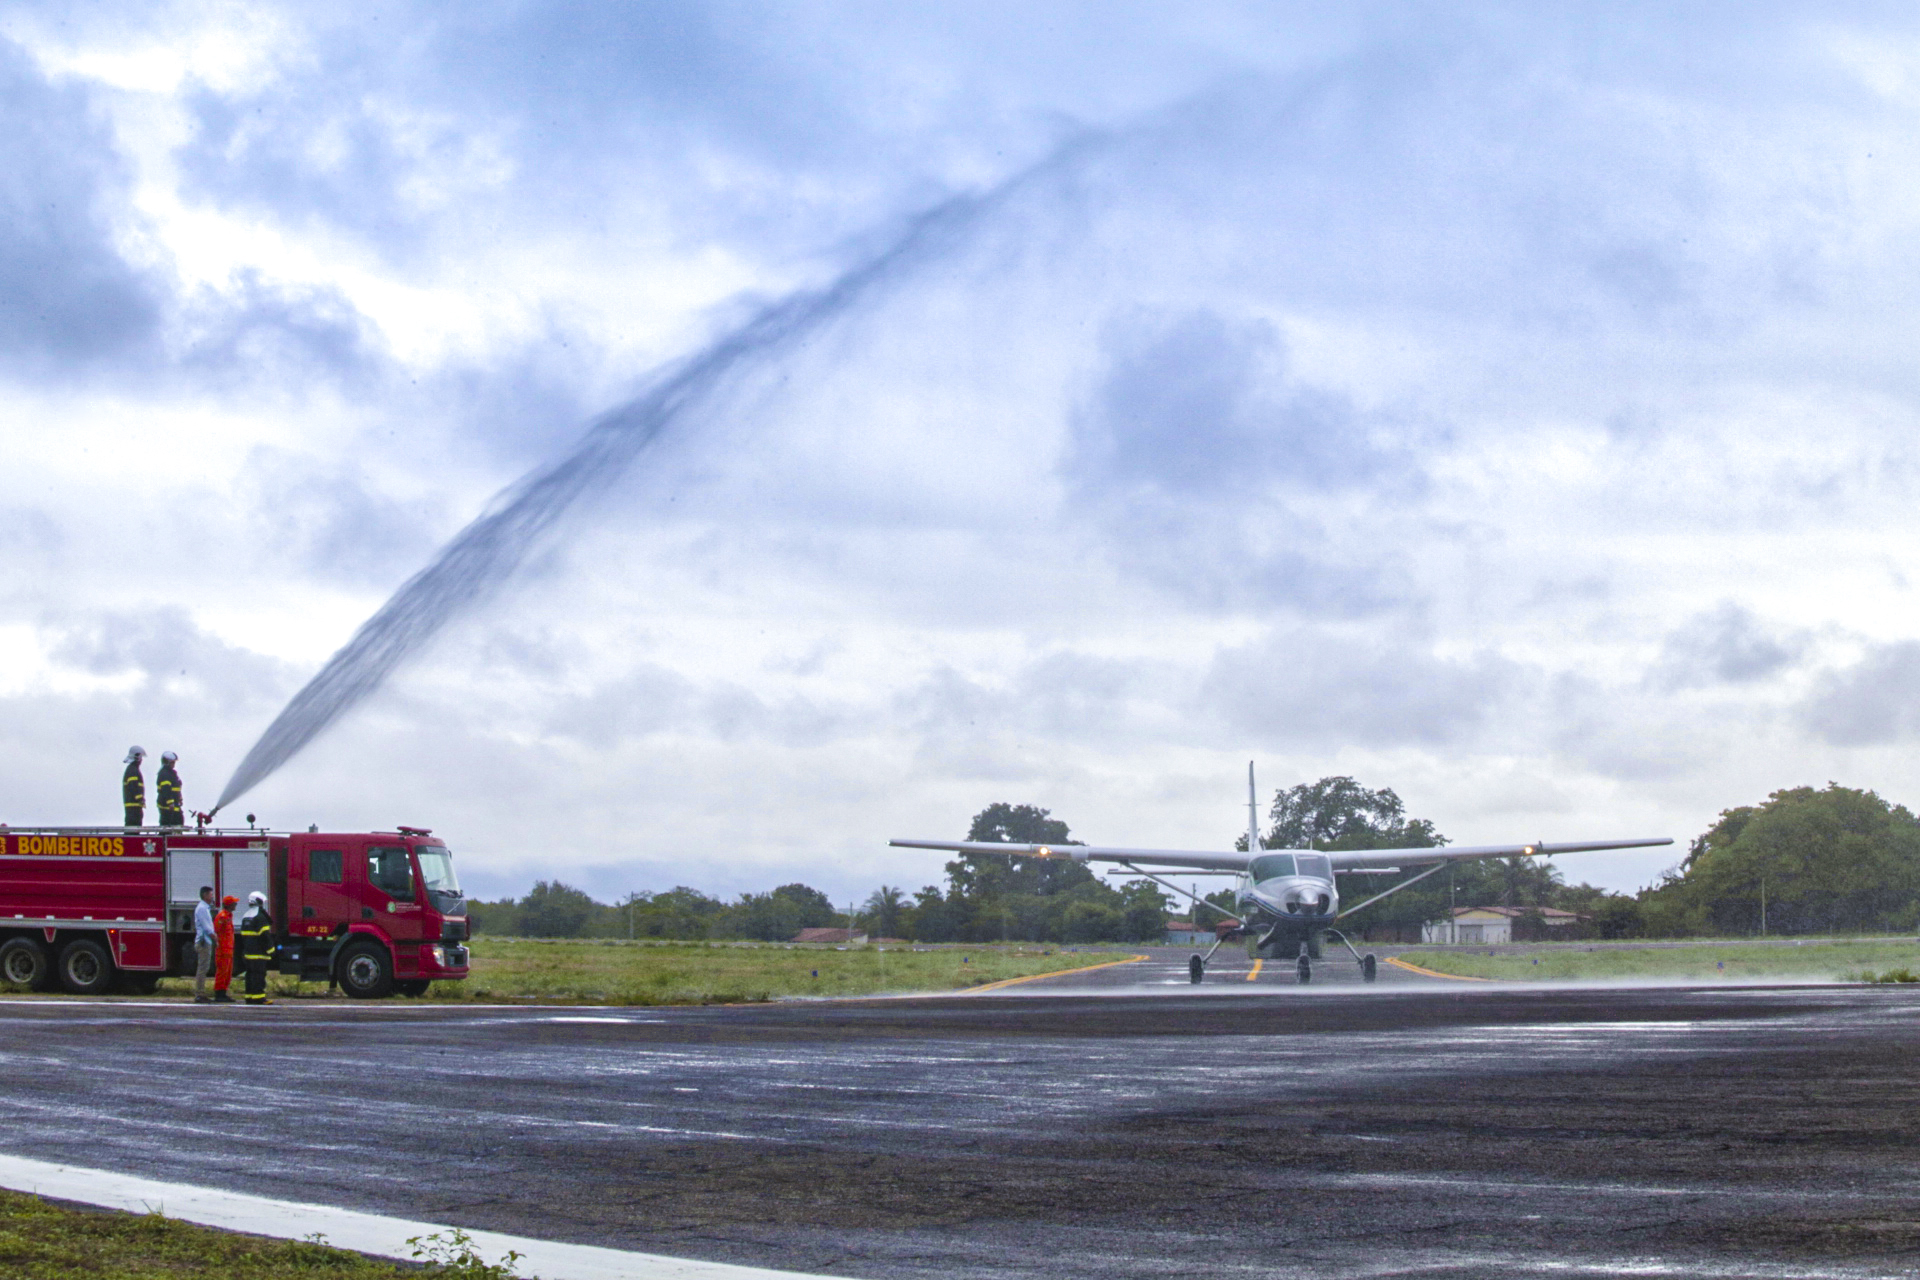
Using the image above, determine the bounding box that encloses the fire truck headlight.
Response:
[428,945,446,967]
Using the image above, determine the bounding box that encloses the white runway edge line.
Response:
[0,1153,822,1280]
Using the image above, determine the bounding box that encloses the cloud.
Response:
[1059,306,1427,616]
[174,272,381,391]
[0,38,160,378]
[1652,603,1805,690]
[1202,629,1518,749]
[1068,306,1420,498]
[1801,641,1920,746]
[11,5,1920,904]
[237,446,445,588]
[46,607,292,713]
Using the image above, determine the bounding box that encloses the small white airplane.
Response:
[890,765,1672,985]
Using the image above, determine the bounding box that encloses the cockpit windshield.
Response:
[1248,853,1296,881]
[1297,854,1333,880]
[414,846,464,915]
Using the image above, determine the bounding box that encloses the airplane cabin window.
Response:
[1296,854,1333,880]
[1249,854,1296,881]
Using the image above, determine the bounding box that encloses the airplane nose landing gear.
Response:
[1296,954,1312,984]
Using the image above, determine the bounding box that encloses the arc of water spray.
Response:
[212,142,1090,816]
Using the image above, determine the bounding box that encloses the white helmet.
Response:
[161,750,178,763]
[124,746,145,763]
[248,890,267,905]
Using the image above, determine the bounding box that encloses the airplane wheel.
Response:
[1297,955,1312,985]
[1188,955,1204,984]
[1362,953,1377,983]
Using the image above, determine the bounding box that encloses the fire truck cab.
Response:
[0,825,470,998]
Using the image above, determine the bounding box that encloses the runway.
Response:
[4,961,1920,1278]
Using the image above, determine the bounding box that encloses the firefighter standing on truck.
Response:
[156,751,183,828]
[121,746,146,827]
[239,891,274,1006]
[212,895,237,1003]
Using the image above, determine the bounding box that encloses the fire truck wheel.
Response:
[57,938,115,996]
[395,980,431,998]
[337,942,394,999]
[0,938,53,991]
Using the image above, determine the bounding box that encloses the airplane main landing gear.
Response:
[1296,954,1312,984]
[1325,928,1380,984]
[1188,931,1230,984]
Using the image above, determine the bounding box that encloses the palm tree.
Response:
[863,885,906,939]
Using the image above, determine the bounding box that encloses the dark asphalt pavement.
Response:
[4,967,1920,1278]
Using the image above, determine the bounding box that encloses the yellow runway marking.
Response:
[1246,959,1263,982]
[964,954,1148,993]
[1386,956,1496,982]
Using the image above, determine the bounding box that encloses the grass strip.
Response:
[1393,939,1920,983]
[133,939,1141,1005]
[0,1187,415,1279]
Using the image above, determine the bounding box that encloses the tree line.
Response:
[467,801,1171,943]
[469,780,1920,942]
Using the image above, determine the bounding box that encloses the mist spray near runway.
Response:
[211,144,1085,817]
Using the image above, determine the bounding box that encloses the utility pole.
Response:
[1760,877,1767,937]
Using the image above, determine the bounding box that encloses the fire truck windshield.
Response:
[415,847,464,915]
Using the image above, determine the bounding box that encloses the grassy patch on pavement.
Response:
[1394,939,1920,983]
[419,939,1138,1005]
[0,1187,420,1279]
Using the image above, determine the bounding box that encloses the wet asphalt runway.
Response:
[5,955,1920,1278]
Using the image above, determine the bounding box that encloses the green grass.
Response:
[433,939,1140,1004]
[135,938,1138,1005]
[0,1187,416,1278]
[1394,939,1920,983]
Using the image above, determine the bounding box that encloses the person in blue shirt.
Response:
[192,885,216,1004]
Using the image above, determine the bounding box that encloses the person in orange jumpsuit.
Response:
[212,895,237,1004]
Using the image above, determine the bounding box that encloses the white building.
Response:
[1422,905,1584,945]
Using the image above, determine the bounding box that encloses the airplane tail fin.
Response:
[1247,761,1261,854]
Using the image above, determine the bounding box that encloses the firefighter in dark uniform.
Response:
[156,751,184,827]
[238,891,275,1006]
[121,746,146,827]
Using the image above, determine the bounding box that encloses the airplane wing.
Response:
[888,838,1247,873]
[891,835,1673,875]
[1325,837,1673,872]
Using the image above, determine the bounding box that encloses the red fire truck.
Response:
[0,825,470,998]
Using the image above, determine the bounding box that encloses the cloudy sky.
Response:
[4,1,1919,904]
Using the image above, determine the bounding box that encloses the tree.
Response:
[951,803,1093,901]
[1640,784,1920,936]
[1193,888,1239,930]
[1061,901,1126,942]
[517,881,598,937]
[1256,776,1448,851]
[862,885,907,938]
[918,802,1161,942]
[719,882,838,941]
[624,886,726,939]
[464,897,520,936]
[909,884,963,942]
[1591,896,1644,939]
[1115,878,1172,942]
